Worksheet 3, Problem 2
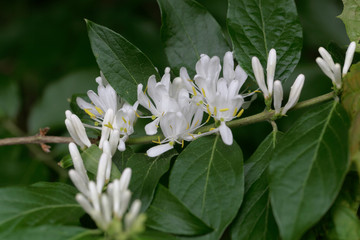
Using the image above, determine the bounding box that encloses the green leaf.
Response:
[81,145,121,180]
[338,0,360,52]
[147,185,212,236]
[86,20,160,104]
[231,132,282,240]
[342,62,360,174]
[134,229,178,240]
[157,0,229,76]
[5,225,102,240]
[269,101,350,240]
[169,135,244,240]
[125,149,177,212]
[227,0,302,82]
[0,182,84,238]
[342,62,360,119]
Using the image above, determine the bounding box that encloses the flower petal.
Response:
[219,122,233,145]
[147,143,174,157]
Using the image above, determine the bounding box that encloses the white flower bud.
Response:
[282,74,305,115]
[266,49,277,95]
[273,80,283,114]
[343,41,356,76]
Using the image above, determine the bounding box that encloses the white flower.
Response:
[191,52,250,145]
[273,80,283,114]
[68,141,143,233]
[137,69,180,135]
[65,110,91,149]
[146,108,205,157]
[75,72,138,153]
[252,48,277,99]
[76,72,119,118]
[316,41,356,89]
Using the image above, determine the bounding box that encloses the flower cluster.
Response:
[68,141,145,236]
[252,48,305,116]
[137,52,253,156]
[63,46,355,157]
[66,73,138,154]
[316,41,356,89]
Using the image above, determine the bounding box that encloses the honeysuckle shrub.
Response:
[1,0,359,240]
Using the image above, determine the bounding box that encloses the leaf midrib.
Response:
[291,101,337,237]
[201,135,219,217]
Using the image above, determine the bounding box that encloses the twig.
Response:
[0,92,335,147]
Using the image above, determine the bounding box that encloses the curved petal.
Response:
[223,51,235,82]
[147,143,174,157]
[145,118,160,135]
[219,122,233,145]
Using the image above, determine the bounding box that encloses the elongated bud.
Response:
[69,143,89,183]
[125,200,142,230]
[343,41,356,76]
[318,47,336,71]
[273,80,283,114]
[69,170,89,197]
[96,153,109,194]
[266,49,277,95]
[316,57,335,82]
[252,57,269,98]
[223,51,235,81]
[333,63,342,89]
[282,74,305,115]
[119,168,132,192]
[70,114,91,148]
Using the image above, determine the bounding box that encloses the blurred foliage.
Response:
[0,0,353,185]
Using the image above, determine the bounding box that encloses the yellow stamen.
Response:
[214,106,217,116]
[169,141,175,146]
[188,79,193,82]
[95,106,104,115]
[236,109,244,118]
[188,133,195,140]
[181,140,184,148]
[209,128,215,131]
[219,108,229,112]
[233,108,238,117]
[254,90,261,93]
[194,119,199,126]
[206,104,211,115]
[135,111,140,118]
[186,123,190,130]
[205,114,211,123]
[151,115,156,120]
[122,117,127,123]
[144,85,148,94]
[104,122,114,129]
[201,88,206,97]
[192,87,197,96]
[148,99,151,108]
[124,128,128,133]
[94,122,99,126]
[85,109,96,119]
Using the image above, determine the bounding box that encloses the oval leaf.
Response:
[86,20,160,104]
[227,0,302,82]
[338,0,360,52]
[0,182,83,238]
[146,185,212,236]
[169,135,244,240]
[269,101,350,240]
[157,0,230,76]
[231,132,282,240]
